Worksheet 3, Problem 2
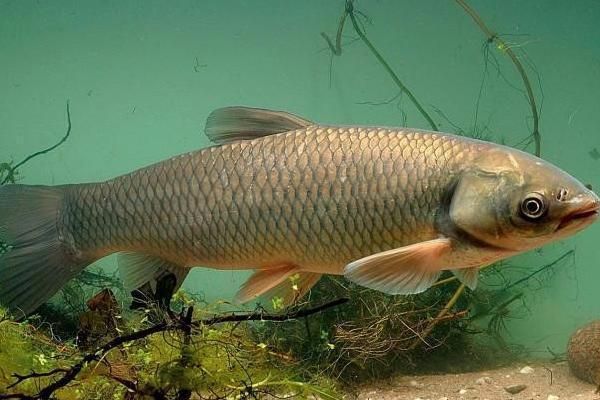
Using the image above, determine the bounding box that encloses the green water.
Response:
[1,0,599,362]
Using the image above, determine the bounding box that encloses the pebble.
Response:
[520,366,535,374]
[475,376,493,385]
[409,379,424,389]
[547,396,560,400]
[458,388,467,394]
[504,384,528,394]
[437,397,449,400]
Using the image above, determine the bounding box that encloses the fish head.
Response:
[449,147,599,252]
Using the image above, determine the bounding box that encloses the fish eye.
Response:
[520,193,546,220]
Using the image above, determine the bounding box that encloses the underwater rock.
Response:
[409,379,425,389]
[519,365,534,374]
[504,383,527,394]
[547,395,559,400]
[567,320,600,388]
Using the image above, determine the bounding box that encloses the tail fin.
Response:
[0,184,89,317]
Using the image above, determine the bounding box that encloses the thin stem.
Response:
[455,0,541,156]
[1,101,72,185]
[408,284,465,350]
[321,0,438,131]
[346,7,438,131]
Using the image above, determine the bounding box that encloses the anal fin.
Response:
[236,265,321,307]
[260,272,322,308]
[235,265,296,303]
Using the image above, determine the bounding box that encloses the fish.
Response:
[0,106,598,315]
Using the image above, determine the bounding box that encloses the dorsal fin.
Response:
[205,106,313,144]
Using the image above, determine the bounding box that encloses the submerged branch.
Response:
[0,298,348,400]
[455,0,541,156]
[321,0,438,131]
[1,101,72,185]
[408,284,466,350]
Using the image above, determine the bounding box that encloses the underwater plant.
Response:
[0,296,346,399]
[252,251,575,383]
[0,102,72,187]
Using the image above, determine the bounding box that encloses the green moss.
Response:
[0,308,67,395]
[0,300,343,399]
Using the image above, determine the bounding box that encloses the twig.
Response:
[0,298,348,400]
[321,0,438,131]
[6,369,70,389]
[195,297,348,327]
[175,306,194,400]
[454,0,541,156]
[1,101,72,185]
[408,284,466,350]
[504,250,574,290]
[543,366,553,385]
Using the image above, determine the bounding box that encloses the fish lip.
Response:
[556,203,599,231]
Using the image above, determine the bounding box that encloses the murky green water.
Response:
[1,0,599,374]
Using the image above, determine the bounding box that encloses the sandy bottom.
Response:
[355,362,599,400]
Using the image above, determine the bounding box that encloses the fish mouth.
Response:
[557,204,599,231]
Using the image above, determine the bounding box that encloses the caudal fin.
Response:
[0,184,89,317]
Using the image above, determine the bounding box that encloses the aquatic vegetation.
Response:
[0,293,345,399]
[0,162,17,186]
[455,0,542,156]
[0,102,72,187]
[322,0,542,156]
[252,250,575,383]
[321,0,438,131]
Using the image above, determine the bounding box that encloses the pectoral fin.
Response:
[343,238,452,295]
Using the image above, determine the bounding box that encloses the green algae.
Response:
[0,295,343,399]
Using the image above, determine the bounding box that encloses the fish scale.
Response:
[60,126,469,273]
[1,106,597,315]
